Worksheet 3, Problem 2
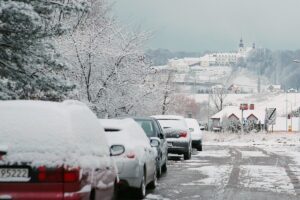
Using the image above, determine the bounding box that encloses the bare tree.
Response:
[211,87,227,112]
[161,70,175,114]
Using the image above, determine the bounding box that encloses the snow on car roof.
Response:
[185,118,200,128]
[100,118,151,148]
[0,100,109,168]
[151,115,185,120]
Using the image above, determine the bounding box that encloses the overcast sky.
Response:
[114,0,300,52]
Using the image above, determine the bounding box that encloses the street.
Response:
[143,145,300,200]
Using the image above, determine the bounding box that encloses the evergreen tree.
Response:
[0,0,89,100]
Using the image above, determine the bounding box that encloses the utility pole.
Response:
[207,88,211,131]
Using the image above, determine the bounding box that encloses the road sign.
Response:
[266,108,276,125]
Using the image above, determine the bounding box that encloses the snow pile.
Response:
[0,100,109,168]
[239,165,295,194]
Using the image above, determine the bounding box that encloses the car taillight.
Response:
[38,166,63,182]
[126,152,135,159]
[179,132,187,138]
[38,166,80,183]
[64,168,80,182]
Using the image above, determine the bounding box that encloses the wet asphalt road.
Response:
[118,145,300,200]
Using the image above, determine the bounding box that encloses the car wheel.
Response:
[197,142,203,151]
[157,165,162,178]
[162,160,167,172]
[111,180,119,200]
[184,144,192,160]
[148,169,157,189]
[137,171,146,199]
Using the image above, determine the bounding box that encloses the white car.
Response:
[100,118,158,199]
[184,118,203,151]
[152,115,192,160]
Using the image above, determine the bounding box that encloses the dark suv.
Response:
[133,117,168,177]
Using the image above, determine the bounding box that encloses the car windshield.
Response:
[135,119,156,137]
[157,119,187,130]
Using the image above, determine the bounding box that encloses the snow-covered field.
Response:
[203,131,300,146]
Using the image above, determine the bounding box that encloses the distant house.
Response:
[210,106,265,131]
[228,113,239,121]
[228,84,240,93]
[267,85,282,93]
[287,88,298,93]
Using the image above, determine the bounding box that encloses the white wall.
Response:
[268,117,300,132]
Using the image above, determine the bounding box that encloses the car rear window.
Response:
[157,119,187,130]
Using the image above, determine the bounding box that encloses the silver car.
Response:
[100,118,159,199]
[152,115,192,160]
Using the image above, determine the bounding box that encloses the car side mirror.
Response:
[110,145,125,156]
[150,138,160,147]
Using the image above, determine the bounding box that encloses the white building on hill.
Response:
[167,38,255,70]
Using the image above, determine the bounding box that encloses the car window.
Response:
[157,119,187,130]
[135,119,156,137]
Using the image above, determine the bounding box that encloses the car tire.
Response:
[197,141,202,151]
[184,144,192,160]
[157,156,162,177]
[157,165,162,178]
[162,160,167,172]
[136,170,146,199]
[111,180,119,200]
[148,170,157,189]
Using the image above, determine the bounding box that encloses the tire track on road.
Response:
[254,146,300,196]
[226,147,242,188]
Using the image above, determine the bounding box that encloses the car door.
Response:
[145,143,156,183]
[154,120,168,164]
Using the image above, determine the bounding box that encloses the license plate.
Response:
[0,168,30,182]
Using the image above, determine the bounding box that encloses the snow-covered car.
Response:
[152,115,192,160]
[0,100,117,200]
[133,117,168,177]
[100,118,158,199]
[184,118,203,151]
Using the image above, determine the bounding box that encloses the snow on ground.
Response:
[182,165,232,186]
[240,151,269,158]
[239,165,295,194]
[145,194,170,200]
[203,132,300,146]
[193,150,231,158]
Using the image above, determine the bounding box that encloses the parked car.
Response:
[184,118,203,151]
[133,117,168,177]
[100,118,159,199]
[0,100,117,200]
[152,115,192,160]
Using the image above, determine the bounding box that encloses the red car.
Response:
[0,100,119,200]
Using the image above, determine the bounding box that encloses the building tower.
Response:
[239,38,244,48]
[238,37,245,54]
